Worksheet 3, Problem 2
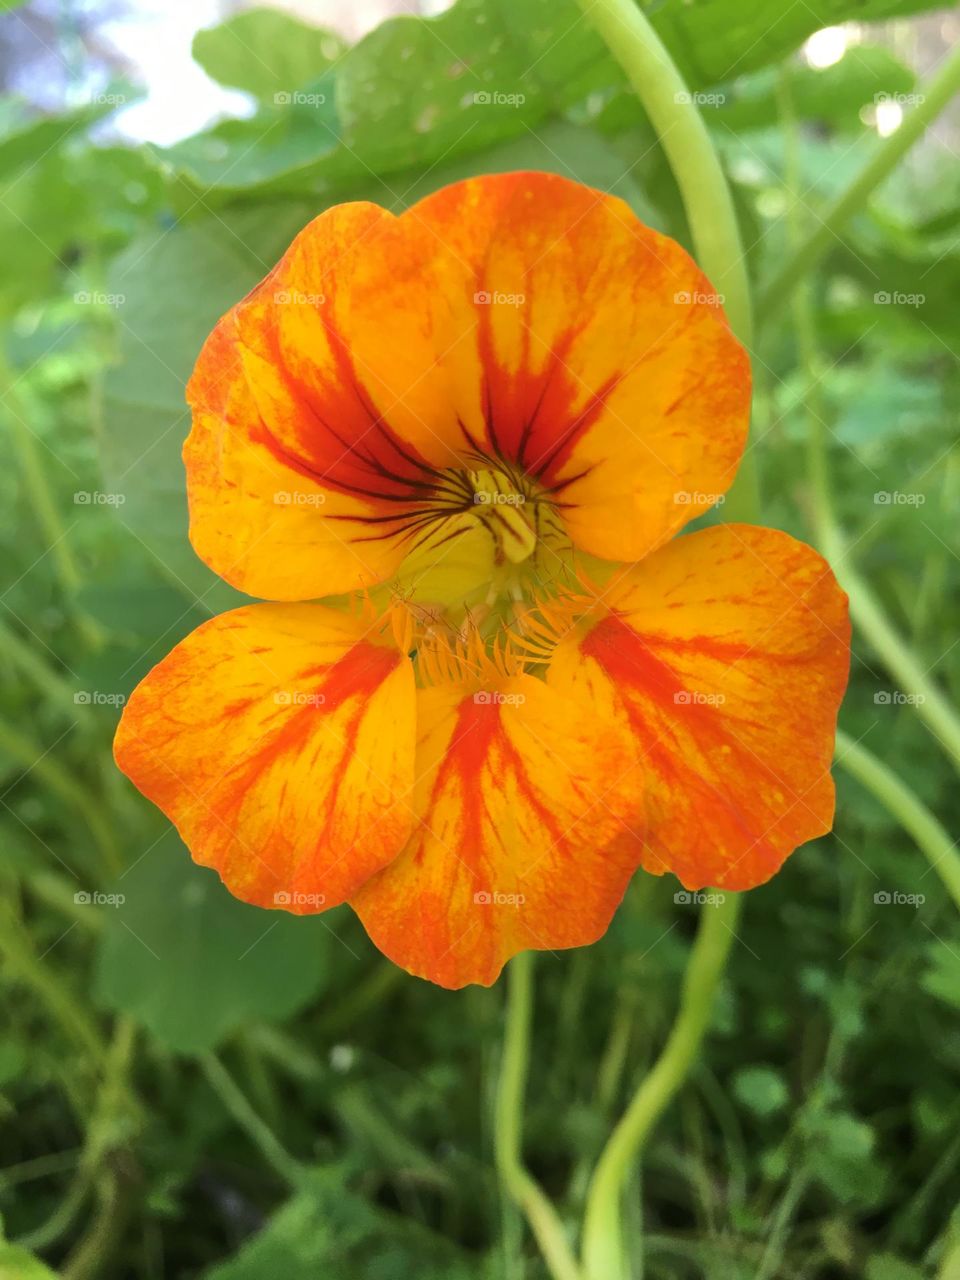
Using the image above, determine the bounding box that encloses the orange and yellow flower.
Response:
[114,171,850,989]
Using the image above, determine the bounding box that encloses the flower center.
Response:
[365,460,581,686]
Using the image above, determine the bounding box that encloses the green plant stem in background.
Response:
[836,560,960,778]
[835,732,960,912]
[759,41,960,321]
[573,0,750,344]
[201,1053,307,1188]
[572,0,759,524]
[0,899,108,1068]
[495,952,582,1280]
[0,617,81,711]
[580,893,741,1280]
[0,718,121,878]
[781,84,960,782]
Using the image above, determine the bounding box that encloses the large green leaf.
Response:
[335,0,615,175]
[0,95,141,311]
[650,0,948,87]
[169,0,947,206]
[159,85,339,191]
[192,8,346,101]
[94,830,332,1054]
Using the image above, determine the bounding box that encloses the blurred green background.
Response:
[1,1,959,1277]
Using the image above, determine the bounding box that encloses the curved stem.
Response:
[838,559,960,777]
[201,1053,307,1188]
[782,104,960,779]
[581,893,741,1280]
[573,0,758,522]
[495,951,582,1280]
[835,731,960,912]
[759,41,960,321]
[573,0,750,344]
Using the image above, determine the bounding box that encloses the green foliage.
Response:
[94,832,332,1054]
[2,0,959,1277]
[192,9,346,101]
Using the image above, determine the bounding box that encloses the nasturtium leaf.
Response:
[332,0,948,185]
[0,97,118,177]
[160,83,339,191]
[716,48,916,132]
[192,8,345,102]
[94,830,331,1054]
[100,203,313,602]
[334,0,617,176]
[649,0,948,88]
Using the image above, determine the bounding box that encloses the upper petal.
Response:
[185,201,485,599]
[404,171,752,562]
[549,524,850,890]
[351,674,645,989]
[114,604,416,910]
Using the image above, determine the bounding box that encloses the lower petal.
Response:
[114,604,416,910]
[351,675,645,988]
[549,524,850,891]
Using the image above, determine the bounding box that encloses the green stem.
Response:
[834,731,960,913]
[572,0,759,524]
[581,894,741,1280]
[759,41,960,321]
[494,951,583,1280]
[0,717,122,877]
[780,73,960,782]
[201,1053,307,1188]
[840,561,960,777]
[0,900,108,1067]
[573,0,750,343]
[0,617,82,711]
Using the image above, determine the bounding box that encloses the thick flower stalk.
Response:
[115,172,850,989]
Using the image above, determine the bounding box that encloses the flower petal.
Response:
[405,171,751,561]
[114,604,416,910]
[549,525,850,890]
[186,304,404,599]
[186,201,483,598]
[351,675,645,988]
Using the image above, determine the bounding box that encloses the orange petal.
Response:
[187,200,493,599]
[114,605,416,910]
[351,675,645,989]
[549,524,850,890]
[405,171,751,562]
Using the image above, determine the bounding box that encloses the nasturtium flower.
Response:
[115,172,850,989]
